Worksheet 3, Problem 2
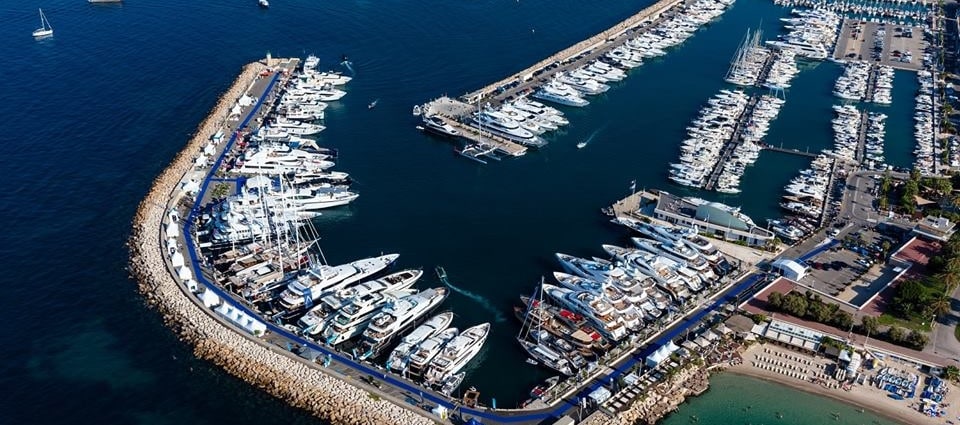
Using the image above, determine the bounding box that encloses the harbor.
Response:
[12,0,955,422]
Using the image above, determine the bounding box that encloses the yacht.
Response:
[532,81,590,107]
[277,254,400,312]
[421,115,461,137]
[322,291,412,345]
[386,311,454,373]
[423,322,491,392]
[358,287,449,360]
[404,327,459,379]
[470,110,547,147]
[298,269,422,334]
[542,283,627,341]
[519,339,574,376]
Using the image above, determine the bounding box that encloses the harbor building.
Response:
[636,190,776,247]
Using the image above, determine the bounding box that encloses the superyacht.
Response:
[385,311,454,373]
[358,287,449,360]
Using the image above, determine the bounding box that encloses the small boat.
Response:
[33,8,53,38]
[525,358,539,365]
[259,0,269,8]
[368,98,379,109]
[576,141,587,149]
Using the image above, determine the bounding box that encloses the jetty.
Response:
[703,94,759,191]
[760,144,820,158]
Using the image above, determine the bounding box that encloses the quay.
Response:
[753,49,779,88]
[703,94,760,191]
[422,99,528,157]
[460,0,686,104]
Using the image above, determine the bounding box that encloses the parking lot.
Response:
[801,226,903,307]
[833,19,928,71]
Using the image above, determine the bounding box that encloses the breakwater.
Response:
[581,365,711,425]
[127,60,435,425]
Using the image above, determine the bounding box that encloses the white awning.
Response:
[177,266,193,281]
[165,223,179,238]
[170,251,185,268]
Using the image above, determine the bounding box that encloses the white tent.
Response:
[170,251,185,268]
[645,341,680,368]
[194,155,207,167]
[771,258,807,281]
[230,104,242,116]
[165,223,179,238]
[238,95,254,106]
[177,266,193,282]
[201,289,221,308]
[181,179,200,195]
[203,143,216,156]
[185,279,198,292]
[588,386,612,404]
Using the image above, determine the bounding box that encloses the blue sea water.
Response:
[0,0,919,423]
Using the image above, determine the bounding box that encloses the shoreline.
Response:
[720,343,954,425]
[127,60,435,425]
[722,368,911,425]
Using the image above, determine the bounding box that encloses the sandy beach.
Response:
[724,343,958,425]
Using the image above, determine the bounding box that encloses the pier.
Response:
[422,99,528,157]
[753,49,779,87]
[703,94,759,191]
[855,109,870,163]
[760,144,820,158]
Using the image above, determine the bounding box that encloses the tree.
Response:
[907,330,929,349]
[768,292,784,310]
[930,294,953,320]
[945,365,960,381]
[861,315,880,336]
[831,310,854,331]
[894,279,928,317]
[888,326,906,343]
[936,178,954,196]
[782,293,809,318]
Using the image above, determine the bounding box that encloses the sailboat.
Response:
[33,8,53,38]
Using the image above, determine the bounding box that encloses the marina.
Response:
[11,0,957,422]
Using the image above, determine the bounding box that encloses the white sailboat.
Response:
[33,8,53,38]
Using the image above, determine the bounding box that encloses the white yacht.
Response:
[423,322,491,391]
[542,283,627,341]
[386,311,454,373]
[421,115,461,137]
[322,291,411,345]
[532,81,590,107]
[470,110,547,147]
[358,287,449,360]
[298,269,422,334]
[519,339,574,376]
[404,327,459,379]
[277,254,399,312]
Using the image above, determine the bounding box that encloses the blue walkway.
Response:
[177,70,813,423]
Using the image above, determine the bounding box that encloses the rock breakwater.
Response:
[128,61,436,425]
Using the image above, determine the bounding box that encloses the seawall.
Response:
[127,61,435,425]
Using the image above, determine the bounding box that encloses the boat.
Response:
[404,327,459,378]
[577,141,587,149]
[33,8,53,38]
[259,0,269,8]
[385,311,455,373]
[277,254,400,312]
[358,287,449,360]
[518,339,574,376]
[421,115,461,137]
[423,322,491,393]
[297,269,423,335]
[322,290,409,345]
[529,376,561,399]
[368,98,379,109]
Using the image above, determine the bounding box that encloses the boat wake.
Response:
[436,267,505,322]
[579,123,607,148]
[340,55,356,75]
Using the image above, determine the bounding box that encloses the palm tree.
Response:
[930,293,953,321]
[946,365,960,382]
